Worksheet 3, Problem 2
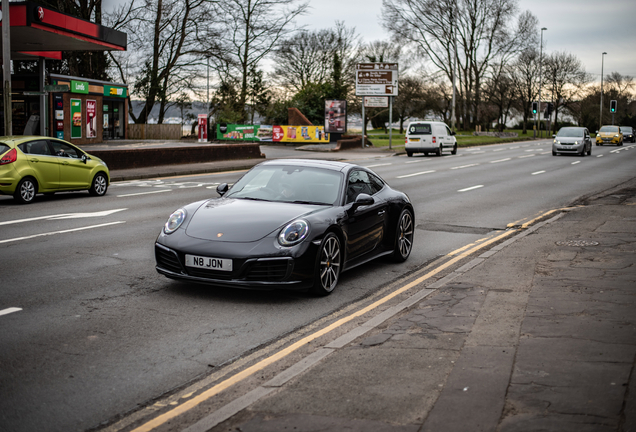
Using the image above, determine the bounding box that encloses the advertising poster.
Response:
[216,124,273,142]
[325,100,347,133]
[198,114,208,142]
[272,125,329,143]
[71,99,82,139]
[86,100,97,138]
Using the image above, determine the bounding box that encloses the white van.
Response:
[404,121,457,157]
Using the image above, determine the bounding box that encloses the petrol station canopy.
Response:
[0,1,127,60]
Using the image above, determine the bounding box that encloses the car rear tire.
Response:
[311,232,341,296]
[14,177,37,204]
[392,209,414,262]
[89,172,108,196]
[436,145,443,156]
[406,151,413,157]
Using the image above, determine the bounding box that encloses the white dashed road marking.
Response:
[458,185,484,192]
[0,307,22,317]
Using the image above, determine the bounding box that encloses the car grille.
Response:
[245,259,292,281]
[186,267,236,280]
[155,245,184,274]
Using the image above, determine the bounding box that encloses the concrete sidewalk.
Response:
[181,179,636,432]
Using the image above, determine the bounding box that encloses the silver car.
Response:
[552,127,592,156]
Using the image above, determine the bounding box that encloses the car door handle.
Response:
[62,161,70,165]
[378,210,386,216]
[29,158,39,162]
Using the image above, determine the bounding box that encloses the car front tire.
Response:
[451,144,457,155]
[89,172,108,196]
[311,232,341,296]
[14,177,37,204]
[392,209,414,262]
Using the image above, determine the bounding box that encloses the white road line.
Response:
[458,185,484,192]
[571,161,581,165]
[509,146,519,149]
[0,221,126,245]
[465,148,481,151]
[117,190,171,197]
[490,158,511,163]
[404,159,431,164]
[524,149,536,152]
[450,164,479,170]
[540,151,552,155]
[597,155,603,157]
[0,307,22,317]
[532,171,546,175]
[0,209,127,226]
[492,148,506,152]
[365,163,392,168]
[397,170,436,179]
[518,154,535,158]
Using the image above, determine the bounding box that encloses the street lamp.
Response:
[538,27,547,138]
[600,52,607,130]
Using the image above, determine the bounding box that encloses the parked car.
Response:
[595,125,623,146]
[552,127,592,156]
[405,121,457,157]
[620,126,635,143]
[155,159,414,295]
[0,136,110,204]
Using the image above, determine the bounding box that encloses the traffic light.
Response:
[610,100,617,113]
[547,102,554,115]
[532,101,538,114]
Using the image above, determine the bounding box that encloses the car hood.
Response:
[599,132,619,137]
[185,198,322,242]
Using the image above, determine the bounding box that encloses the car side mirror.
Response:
[595,130,599,134]
[552,134,556,138]
[81,154,88,164]
[350,193,374,212]
[216,183,229,196]
[451,131,456,136]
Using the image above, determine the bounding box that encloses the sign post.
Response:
[356,63,399,149]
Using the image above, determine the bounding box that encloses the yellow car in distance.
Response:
[0,136,110,204]
[595,125,623,146]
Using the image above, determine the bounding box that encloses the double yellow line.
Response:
[133,209,561,432]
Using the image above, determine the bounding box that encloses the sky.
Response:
[294,0,636,83]
[102,0,636,84]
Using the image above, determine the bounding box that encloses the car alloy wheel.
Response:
[89,173,108,196]
[393,209,414,262]
[14,177,37,204]
[312,233,341,295]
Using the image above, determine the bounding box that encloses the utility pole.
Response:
[2,0,12,136]
[538,27,546,138]
[600,52,606,131]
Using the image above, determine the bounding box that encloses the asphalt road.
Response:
[0,139,634,432]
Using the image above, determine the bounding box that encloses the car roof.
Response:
[258,159,357,172]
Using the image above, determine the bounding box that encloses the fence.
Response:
[128,124,183,140]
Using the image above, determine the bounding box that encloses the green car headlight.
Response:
[278,219,309,246]
[164,208,186,234]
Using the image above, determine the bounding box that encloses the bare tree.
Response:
[382,0,537,128]
[508,48,539,134]
[485,64,515,130]
[543,51,589,133]
[605,72,635,97]
[208,0,308,121]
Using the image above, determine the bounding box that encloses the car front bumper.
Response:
[553,142,585,153]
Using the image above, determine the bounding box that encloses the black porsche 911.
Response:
[155,159,414,295]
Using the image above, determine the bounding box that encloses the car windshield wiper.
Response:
[290,200,328,205]
[238,196,270,202]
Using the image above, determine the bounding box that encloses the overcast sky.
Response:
[294,0,636,82]
[103,0,636,83]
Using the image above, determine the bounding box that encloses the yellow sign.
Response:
[273,125,329,143]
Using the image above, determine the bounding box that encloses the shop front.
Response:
[48,75,128,144]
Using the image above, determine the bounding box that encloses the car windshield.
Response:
[408,124,432,135]
[621,127,633,133]
[226,165,343,205]
[599,126,619,133]
[556,128,584,137]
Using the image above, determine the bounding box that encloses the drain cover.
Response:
[556,240,599,247]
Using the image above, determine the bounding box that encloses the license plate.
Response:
[185,254,233,271]
[410,138,420,142]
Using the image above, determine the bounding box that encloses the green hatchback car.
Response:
[0,136,110,204]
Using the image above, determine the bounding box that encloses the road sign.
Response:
[356,63,398,96]
[44,84,70,92]
[364,97,389,108]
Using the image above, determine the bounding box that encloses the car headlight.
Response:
[553,139,557,144]
[574,141,578,145]
[164,208,186,234]
[615,135,619,138]
[278,219,309,246]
